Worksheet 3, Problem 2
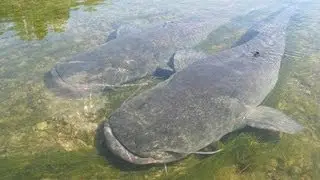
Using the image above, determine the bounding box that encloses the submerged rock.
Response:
[34,121,48,131]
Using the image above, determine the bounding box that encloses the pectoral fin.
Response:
[245,106,304,134]
[153,49,209,79]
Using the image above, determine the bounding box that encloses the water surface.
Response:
[0,0,319,179]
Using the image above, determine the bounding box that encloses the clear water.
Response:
[0,0,319,179]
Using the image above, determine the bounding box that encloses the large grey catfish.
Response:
[44,18,219,97]
[103,6,303,164]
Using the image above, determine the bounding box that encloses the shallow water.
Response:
[0,0,319,179]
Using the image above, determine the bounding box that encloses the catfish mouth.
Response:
[103,122,160,165]
[44,66,90,98]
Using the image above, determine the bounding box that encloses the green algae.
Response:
[161,132,317,180]
[0,150,119,180]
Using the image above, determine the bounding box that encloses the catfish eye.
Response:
[253,51,260,57]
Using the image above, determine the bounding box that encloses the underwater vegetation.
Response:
[0,150,120,179]
[0,1,319,180]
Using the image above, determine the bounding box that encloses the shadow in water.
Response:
[221,126,280,143]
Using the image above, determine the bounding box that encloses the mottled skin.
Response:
[104,7,303,164]
[44,19,218,97]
